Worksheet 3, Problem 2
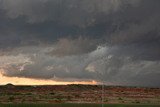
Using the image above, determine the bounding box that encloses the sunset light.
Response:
[0,69,97,85]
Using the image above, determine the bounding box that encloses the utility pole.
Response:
[95,71,105,107]
[101,79,104,107]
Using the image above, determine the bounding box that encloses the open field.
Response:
[0,84,160,105]
[0,103,160,107]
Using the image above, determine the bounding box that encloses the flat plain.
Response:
[0,84,160,106]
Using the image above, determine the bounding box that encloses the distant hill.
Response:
[5,83,15,88]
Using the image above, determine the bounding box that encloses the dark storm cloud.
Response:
[0,0,141,48]
[0,0,160,87]
[0,0,160,54]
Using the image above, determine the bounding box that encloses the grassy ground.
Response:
[0,103,160,107]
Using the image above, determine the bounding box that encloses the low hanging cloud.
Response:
[0,45,160,87]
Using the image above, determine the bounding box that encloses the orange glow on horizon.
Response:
[0,70,97,85]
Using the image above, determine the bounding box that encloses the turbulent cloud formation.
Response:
[49,37,99,56]
[0,0,160,87]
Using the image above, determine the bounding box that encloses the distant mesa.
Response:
[5,83,15,88]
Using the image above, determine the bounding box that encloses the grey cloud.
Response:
[1,0,140,24]
[0,0,142,46]
[0,0,160,87]
[48,37,99,57]
[1,46,106,79]
[0,0,158,49]
[111,13,160,45]
[1,46,160,87]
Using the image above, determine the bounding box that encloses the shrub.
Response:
[8,96,15,102]
[118,97,123,100]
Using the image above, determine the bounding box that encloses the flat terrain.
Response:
[0,84,160,105]
[0,103,160,107]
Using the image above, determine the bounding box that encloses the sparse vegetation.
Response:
[0,85,160,105]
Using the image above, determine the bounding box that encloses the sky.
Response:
[0,0,160,87]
